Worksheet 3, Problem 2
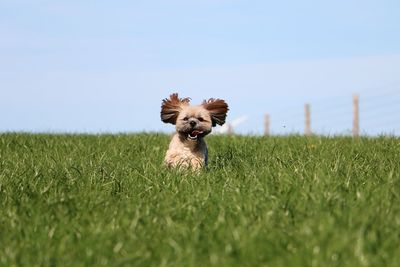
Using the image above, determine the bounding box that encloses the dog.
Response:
[160,93,229,170]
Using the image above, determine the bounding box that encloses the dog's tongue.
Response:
[191,130,203,137]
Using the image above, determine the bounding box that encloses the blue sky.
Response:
[1,0,400,135]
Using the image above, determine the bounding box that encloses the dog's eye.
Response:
[198,117,204,122]
[183,117,189,121]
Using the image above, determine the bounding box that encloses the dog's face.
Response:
[175,105,213,140]
[161,93,228,140]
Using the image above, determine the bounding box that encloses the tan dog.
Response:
[160,93,229,170]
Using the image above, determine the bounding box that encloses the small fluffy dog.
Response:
[161,93,229,170]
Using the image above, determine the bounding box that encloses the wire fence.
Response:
[270,86,400,136]
[224,83,400,136]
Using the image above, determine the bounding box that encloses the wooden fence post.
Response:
[353,94,359,137]
[305,103,311,136]
[226,123,234,135]
[264,114,270,136]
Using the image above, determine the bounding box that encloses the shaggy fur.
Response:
[161,93,228,170]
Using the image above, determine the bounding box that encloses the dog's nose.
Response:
[190,121,197,127]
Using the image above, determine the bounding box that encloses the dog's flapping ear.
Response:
[202,98,229,127]
[161,93,190,124]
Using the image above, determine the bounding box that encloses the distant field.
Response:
[1,133,399,267]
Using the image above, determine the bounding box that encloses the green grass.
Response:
[1,133,400,267]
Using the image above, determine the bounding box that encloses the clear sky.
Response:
[1,0,400,135]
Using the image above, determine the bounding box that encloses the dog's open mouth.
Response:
[188,130,204,140]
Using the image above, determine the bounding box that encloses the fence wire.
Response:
[265,86,400,136]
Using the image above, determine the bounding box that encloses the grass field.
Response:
[1,133,399,267]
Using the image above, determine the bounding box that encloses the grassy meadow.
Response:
[0,133,399,267]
